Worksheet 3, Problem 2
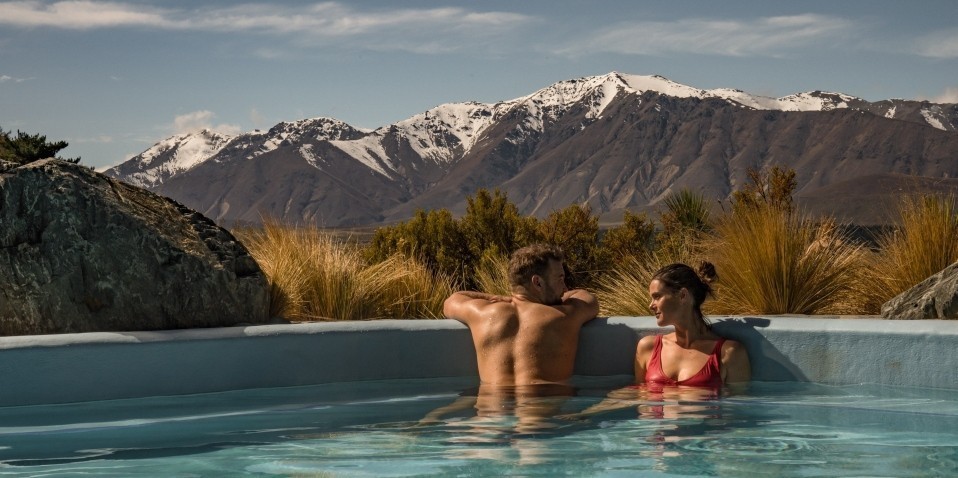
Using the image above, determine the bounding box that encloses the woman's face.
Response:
[648,279,686,326]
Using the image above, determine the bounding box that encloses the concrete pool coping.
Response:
[0,316,955,407]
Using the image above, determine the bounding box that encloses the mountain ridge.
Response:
[104,72,958,227]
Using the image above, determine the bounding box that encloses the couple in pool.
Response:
[442,243,751,392]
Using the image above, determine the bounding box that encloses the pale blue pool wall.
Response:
[0,316,955,407]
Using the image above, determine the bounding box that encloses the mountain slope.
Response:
[105,72,958,227]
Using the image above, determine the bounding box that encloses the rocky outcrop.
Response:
[0,159,271,336]
[881,261,958,320]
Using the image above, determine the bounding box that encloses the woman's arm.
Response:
[634,335,657,383]
[721,339,751,383]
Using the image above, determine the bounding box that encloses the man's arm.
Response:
[443,291,512,325]
[558,289,600,325]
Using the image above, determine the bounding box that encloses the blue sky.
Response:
[1,1,956,170]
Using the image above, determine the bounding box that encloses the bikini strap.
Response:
[710,338,726,356]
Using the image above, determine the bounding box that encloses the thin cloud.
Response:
[555,14,857,57]
[172,110,241,136]
[249,108,267,130]
[0,74,33,83]
[0,1,175,29]
[71,135,114,144]
[912,28,958,59]
[932,87,958,104]
[0,2,532,53]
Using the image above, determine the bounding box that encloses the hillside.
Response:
[104,72,958,227]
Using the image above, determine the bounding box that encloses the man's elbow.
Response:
[442,293,462,319]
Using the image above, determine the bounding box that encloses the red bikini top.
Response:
[645,335,725,388]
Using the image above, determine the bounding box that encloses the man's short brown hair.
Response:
[508,243,564,287]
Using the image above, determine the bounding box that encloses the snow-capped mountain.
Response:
[106,129,234,189]
[105,72,958,227]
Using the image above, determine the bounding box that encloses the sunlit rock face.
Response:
[0,159,270,336]
[882,261,958,320]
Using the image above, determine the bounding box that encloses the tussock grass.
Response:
[474,250,512,296]
[596,246,701,317]
[368,254,457,320]
[861,194,958,312]
[239,221,454,321]
[706,206,866,315]
[236,193,958,321]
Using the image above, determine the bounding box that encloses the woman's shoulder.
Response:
[719,338,746,350]
[719,338,750,362]
[636,334,659,351]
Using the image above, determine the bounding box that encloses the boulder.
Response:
[881,261,958,320]
[0,159,271,335]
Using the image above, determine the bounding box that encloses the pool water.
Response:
[0,376,955,477]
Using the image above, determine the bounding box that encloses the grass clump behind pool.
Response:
[239,221,454,321]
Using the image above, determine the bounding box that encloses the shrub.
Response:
[538,203,603,288]
[365,208,468,285]
[459,188,540,266]
[731,165,796,214]
[0,128,80,165]
[365,188,538,290]
[601,210,656,262]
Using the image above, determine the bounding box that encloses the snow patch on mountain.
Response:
[299,144,321,169]
[391,102,499,162]
[329,136,395,177]
[921,107,946,130]
[106,129,233,188]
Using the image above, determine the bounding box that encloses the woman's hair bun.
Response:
[697,261,718,284]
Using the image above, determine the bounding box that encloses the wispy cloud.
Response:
[912,28,958,59]
[249,108,267,130]
[172,110,241,135]
[0,1,174,29]
[932,87,958,104]
[555,14,857,57]
[0,1,532,53]
[0,74,33,83]
[71,135,114,144]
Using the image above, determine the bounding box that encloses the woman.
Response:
[636,262,750,386]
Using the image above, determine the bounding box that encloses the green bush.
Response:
[601,210,656,262]
[365,208,468,286]
[365,188,539,290]
[538,203,603,288]
[0,127,80,165]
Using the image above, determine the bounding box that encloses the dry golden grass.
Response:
[706,206,867,315]
[859,194,958,312]
[239,221,454,321]
[474,250,512,296]
[596,246,702,317]
[236,194,958,321]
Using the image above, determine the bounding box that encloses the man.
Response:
[443,243,599,385]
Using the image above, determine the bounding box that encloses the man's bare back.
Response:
[443,246,599,385]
